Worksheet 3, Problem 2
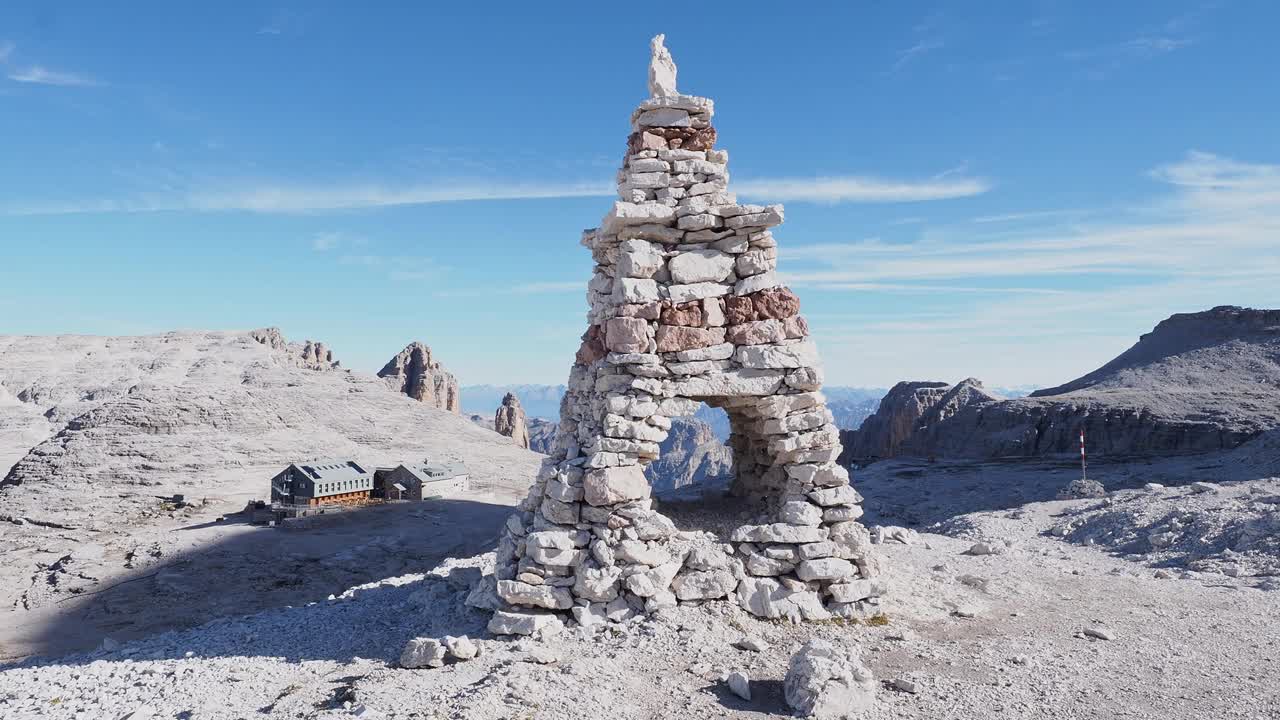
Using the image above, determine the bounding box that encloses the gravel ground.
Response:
[2,463,1277,720]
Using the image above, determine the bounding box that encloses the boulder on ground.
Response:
[487,609,565,638]
[1058,477,1107,499]
[784,639,876,718]
[400,637,447,669]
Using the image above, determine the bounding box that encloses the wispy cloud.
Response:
[1149,150,1280,191]
[306,232,442,281]
[333,252,447,281]
[3,168,993,215]
[257,9,305,36]
[433,280,583,298]
[1122,36,1192,56]
[0,181,613,216]
[1064,8,1201,68]
[311,231,355,251]
[735,175,990,204]
[511,281,583,294]
[189,182,612,212]
[892,40,944,71]
[1065,35,1193,63]
[0,42,13,63]
[7,65,99,87]
[970,209,1089,224]
[787,150,1280,385]
[798,282,1069,295]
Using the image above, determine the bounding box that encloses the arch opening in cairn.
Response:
[483,35,882,635]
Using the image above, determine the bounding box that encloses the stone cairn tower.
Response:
[485,35,880,636]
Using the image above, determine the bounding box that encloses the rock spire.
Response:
[482,36,878,634]
[378,342,460,413]
[495,392,531,449]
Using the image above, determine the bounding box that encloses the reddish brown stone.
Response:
[783,314,810,339]
[660,301,703,327]
[640,131,667,150]
[724,295,757,325]
[605,317,650,354]
[752,287,801,320]
[726,319,786,346]
[655,325,726,353]
[576,325,607,365]
[618,302,662,320]
[627,126,717,155]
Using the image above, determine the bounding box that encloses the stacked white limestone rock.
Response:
[486,35,880,635]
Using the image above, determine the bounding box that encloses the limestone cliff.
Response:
[378,342,460,413]
[842,307,1280,462]
[840,381,950,460]
[645,415,735,493]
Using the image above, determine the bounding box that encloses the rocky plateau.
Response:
[843,306,1280,463]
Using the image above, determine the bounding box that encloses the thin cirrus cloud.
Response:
[798,151,1280,387]
[782,151,1280,292]
[7,65,99,87]
[431,280,583,298]
[1063,34,1193,63]
[0,182,611,216]
[734,175,991,204]
[892,40,945,71]
[1,172,991,215]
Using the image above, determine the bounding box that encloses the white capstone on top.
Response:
[632,95,714,124]
[648,34,678,97]
[636,94,713,113]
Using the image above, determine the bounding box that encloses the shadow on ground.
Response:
[851,455,1258,528]
[706,678,788,715]
[2,498,512,668]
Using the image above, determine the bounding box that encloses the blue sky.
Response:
[1,1,1277,388]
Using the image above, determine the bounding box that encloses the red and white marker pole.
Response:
[1080,428,1088,482]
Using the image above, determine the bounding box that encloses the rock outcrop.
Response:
[841,382,950,460]
[296,340,339,370]
[527,418,557,454]
[487,36,876,630]
[842,306,1280,462]
[645,416,733,493]
[248,327,339,370]
[494,393,531,449]
[378,342,460,413]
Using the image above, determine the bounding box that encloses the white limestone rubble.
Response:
[486,34,879,633]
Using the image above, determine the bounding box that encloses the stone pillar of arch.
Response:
[486,36,881,633]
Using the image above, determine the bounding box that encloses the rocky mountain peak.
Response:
[494,393,530,449]
[841,381,952,461]
[1032,305,1280,397]
[378,342,460,413]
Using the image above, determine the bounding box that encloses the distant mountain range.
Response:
[460,384,567,420]
[464,383,894,436]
